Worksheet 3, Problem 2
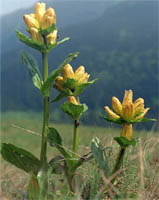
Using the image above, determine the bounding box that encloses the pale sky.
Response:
[1,0,38,16]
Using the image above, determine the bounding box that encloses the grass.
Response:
[0,111,159,199]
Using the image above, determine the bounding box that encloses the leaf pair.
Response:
[21,51,79,97]
[61,102,88,120]
[52,79,98,102]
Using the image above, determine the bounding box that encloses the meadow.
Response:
[1,112,159,200]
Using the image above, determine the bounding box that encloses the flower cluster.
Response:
[54,64,90,92]
[105,90,150,122]
[104,90,150,140]
[24,2,57,45]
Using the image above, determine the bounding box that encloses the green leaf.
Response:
[74,79,98,96]
[1,143,41,175]
[91,137,109,177]
[39,24,57,36]
[16,30,46,52]
[114,136,138,147]
[47,37,70,53]
[37,162,52,199]
[51,90,70,103]
[41,52,79,97]
[102,116,124,125]
[61,102,88,120]
[28,175,40,200]
[64,78,78,89]
[47,127,71,160]
[134,118,157,123]
[21,51,42,89]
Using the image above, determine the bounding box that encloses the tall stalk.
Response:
[111,147,126,183]
[40,51,49,163]
[72,120,79,158]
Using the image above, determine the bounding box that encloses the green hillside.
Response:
[1,1,158,126]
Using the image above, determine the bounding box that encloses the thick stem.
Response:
[72,120,79,158]
[111,147,126,183]
[40,52,49,163]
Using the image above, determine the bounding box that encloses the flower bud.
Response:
[122,90,133,106]
[54,76,64,91]
[35,2,46,23]
[104,106,120,120]
[29,27,43,44]
[112,97,122,115]
[62,64,75,81]
[23,14,40,29]
[135,107,150,120]
[41,7,56,29]
[68,96,79,105]
[75,66,85,80]
[46,30,57,45]
[78,73,90,85]
[121,124,132,140]
[122,103,134,120]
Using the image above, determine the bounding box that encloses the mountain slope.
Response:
[1,1,158,126]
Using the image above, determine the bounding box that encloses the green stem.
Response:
[111,147,126,183]
[40,52,49,163]
[72,120,79,158]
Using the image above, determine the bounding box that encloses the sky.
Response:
[0,0,126,16]
[1,0,37,16]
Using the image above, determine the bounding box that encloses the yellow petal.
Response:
[35,2,46,23]
[68,96,79,105]
[135,107,150,120]
[24,14,40,29]
[134,98,144,116]
[77,73,90,85]
[46,30,57,45]
[54,76,64,91]
[112,97,122,115]
[121,124,133,140]
[41,7,56,29]
[75,66,85,80]
[29,27,43,44]
[122,103,134,120]
[104,106,120,120]
[62,64,75,81]
[122,90,133,106]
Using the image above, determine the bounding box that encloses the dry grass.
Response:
[0,112,159,199]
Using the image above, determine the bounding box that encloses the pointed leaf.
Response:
[47,37,70,53]
[102,116,124,125]
[21,51,42,89]
[47,127,71,160]
[61,102,87,120]
[114,136,138,147]
[28,175,40,200]
[41,52,79,97]
[74,79,98,96]
[91,137,109,177]
[16,30,46,52]
[39,24,57,36]
[1,143,41,175]
[51,90,70,103]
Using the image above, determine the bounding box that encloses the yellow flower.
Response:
[29,27,44,44]
[23,14,40,29]
[46,30,57,45]
[23,2,57,45]
[104,90,150,121]
[54,64,90,92]
[68,96,79,105]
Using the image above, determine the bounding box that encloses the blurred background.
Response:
[1,0,158,129]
